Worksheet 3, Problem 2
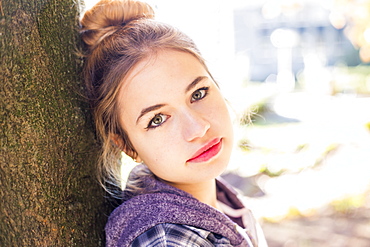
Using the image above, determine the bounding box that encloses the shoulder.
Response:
[131,223,231,247]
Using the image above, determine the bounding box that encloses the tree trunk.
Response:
[0,0,108,246]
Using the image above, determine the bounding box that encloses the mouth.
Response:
[187,138,223,163]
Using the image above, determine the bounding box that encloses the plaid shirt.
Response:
[131,223,242,246]
[106,165,267,247]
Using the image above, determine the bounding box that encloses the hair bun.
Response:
[80,0,155,48]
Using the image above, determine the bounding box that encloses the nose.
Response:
[181,109,210,142]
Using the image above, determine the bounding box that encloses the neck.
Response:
[167,179,220,210]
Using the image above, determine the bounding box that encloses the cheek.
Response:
[212,101,234,141]
[210,98,231,123]
[132,130,183,163]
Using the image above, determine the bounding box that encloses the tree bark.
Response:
[0,0,108,246]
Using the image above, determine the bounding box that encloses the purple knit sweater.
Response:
[105,166,254,246]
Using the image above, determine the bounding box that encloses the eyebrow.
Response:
[136,76,209,124]
[185,76,208,93]
[136,104,166,124]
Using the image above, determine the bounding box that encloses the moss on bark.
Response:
[0,0,108,246]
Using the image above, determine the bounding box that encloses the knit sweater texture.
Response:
[105,165,256,246]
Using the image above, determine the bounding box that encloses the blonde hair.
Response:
[80,0,212,195]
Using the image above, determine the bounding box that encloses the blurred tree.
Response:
[0,0,108,246]
[331,0,370,62]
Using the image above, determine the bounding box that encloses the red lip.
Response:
[187,138,222,163]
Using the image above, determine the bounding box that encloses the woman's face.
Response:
[117,49,234,189]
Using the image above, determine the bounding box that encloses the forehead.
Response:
[120,50,207,98]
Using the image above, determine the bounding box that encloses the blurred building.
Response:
[234,2,361,83]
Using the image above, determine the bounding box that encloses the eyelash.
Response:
[191,87,209,103]
[146,86,209,130]
[146,113,169,129]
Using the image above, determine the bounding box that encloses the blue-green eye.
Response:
[191,87,209,102]
[147,114,168,129]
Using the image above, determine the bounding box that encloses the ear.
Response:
[134,156,143,163]
[110,133,124,150]
[109,133,143,163]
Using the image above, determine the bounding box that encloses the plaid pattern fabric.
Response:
[131,223,236,246]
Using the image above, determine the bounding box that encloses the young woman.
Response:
[80,0,267,246]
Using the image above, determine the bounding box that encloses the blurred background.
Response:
[83,0,370,246]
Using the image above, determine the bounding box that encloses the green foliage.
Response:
[238,138,253,152]
[240,99,271,125]
[259,164,286,177]
[314,143,340,168]
[333,65,370,95]
[365,122,370,131]
[330,194,365,213]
